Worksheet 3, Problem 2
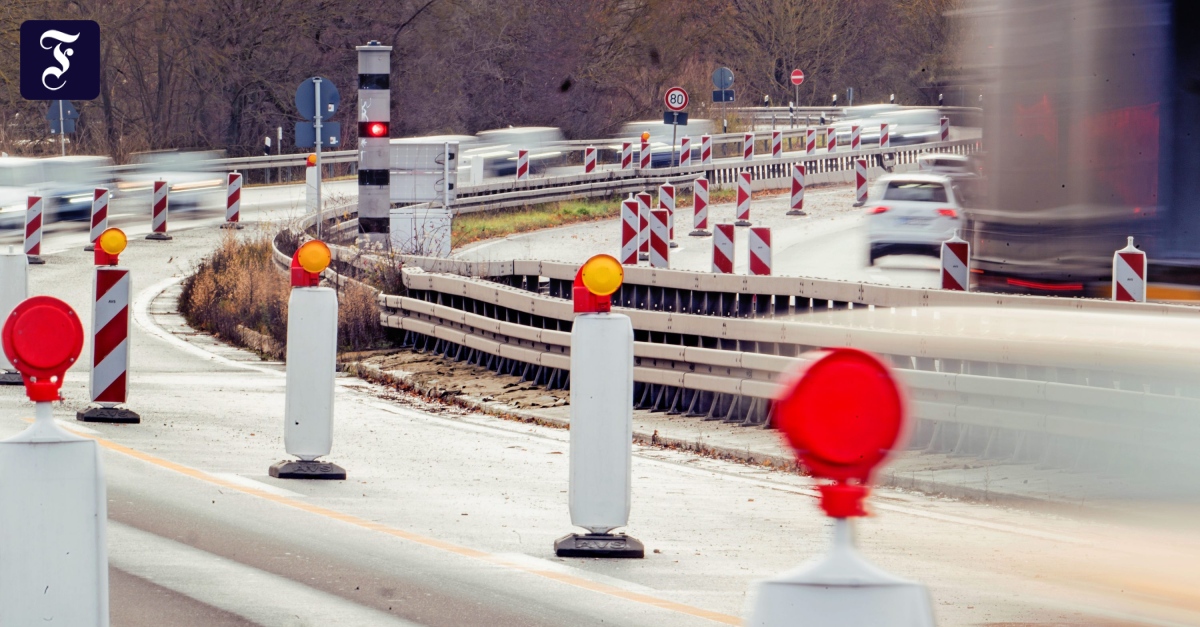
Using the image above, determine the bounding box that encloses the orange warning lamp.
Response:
[291,239,331,287]
[573,254,623,313]
[640,131,650,143]
[2,296,84,402]
[94,227,127,266]
[306,154,318,167]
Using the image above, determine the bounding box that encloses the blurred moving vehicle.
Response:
[40,156,116,220]
[469,127,565,177]
[0,157,42,229]
[617,119,716,167]
[119,150,224,211]
[835,107,943,148]
[865,173,963,265]
[916,153,979,178]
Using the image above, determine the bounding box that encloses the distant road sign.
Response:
[790,69,805,86]
[295,77,340,121]
[712,89,735,103]
[663,111,688,126]
[46,100,78,134]
[664,87,689,112]
[295,121,341,149]
[712,67,734,90]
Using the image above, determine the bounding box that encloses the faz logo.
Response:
[20,20,100,101]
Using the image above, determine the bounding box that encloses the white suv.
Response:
[865,173,962,265]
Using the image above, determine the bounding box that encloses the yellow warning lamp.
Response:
[306,154,318,167]
[291,239,331,287]
[573,254,623,313]
[641,131,651,143]
[94,228,127,266]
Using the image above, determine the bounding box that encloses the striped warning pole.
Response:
[854,158,869,206]
[222,172,244,229]
[659,183,677,248]
[680,136,692,167]
[620,196,639,265]
[640,139,652,169]
[621,142,633,170]
[23,196,44,264]
[584,146,597,174]
[1112,236,1146,302]
[749,227,772,276]
[940,117,950,142]
[690,177,710,236]
[146,180,172,241]
[516,150,530,181]
[941,231,970,292]
[85,187,109,251]
[805,128,816,155]
[637,192,652,261]
[79,227,140,423]
[851,125,861,151]
[826,127,837,153]
[712,224,734,273]
[700,135,712,165]
[743,133,754,161]
[735,171,752,226]
[788,164,806,216]
[771,130,782,158]
[649,209,670,269]
[880,123,891,149]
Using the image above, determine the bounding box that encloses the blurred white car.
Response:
[471,127,565,177]
[616,119,716,167]
[120,150,224,211]
[41,156,116,220]
[916,153,975,177]
[0,157,42,229]
[865,173,962,265]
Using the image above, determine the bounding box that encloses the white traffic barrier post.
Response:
[735,171,753,226]
[880,123,891,149]
[712,224,734,273]
[771,130,782,158]
[788,164,806,216]
[1113,236,1146,302]
[743,132,754,161]
[516,149,530,181]
[271,240,346,480]
[85,187,109,251]
[805,128,816,155]
[680,136,691,167]
[621,142,633,170]
[620,196,639,265]
[690,177,710,236]
[941,230,970,292]
[305,154,319,213]
[826,126,837,153]
[649,209,670,269]
[555,255,642,559]
[584,146,597,174]
[146,180,172,241]
[222,172,244,229]
[640,136,652,169]
[0,295,110,626]
[851,125,861,151]
[940,116,950,142]
[748,349,934,627]
[700,134,712,165]
[0,249,27,385]
[636,191,651,261]
[749,227,771,276]
[78,228,140,423]
[854,158,868,206]
[23,195,44,265]
[659,183,677,249]
[470,155,484,185]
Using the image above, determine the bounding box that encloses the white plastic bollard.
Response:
[620,196,639,265]
[743,133,755,160]
[516,149,530,181]
[788,164,806,216]
[749,227,772,276]
[854,158,868,206]
[649,209,670,269]
[0,249,27,384]
[690,177,710,236]
[941,230,970,292]
[470,155,484,185]
[712,224,734,273]
[680,136,691,166]
[86,187,109,251]
[271,240,346,480]
[735,171,753,226]
[555,255,641,558]
[659,183,677,248]
[1113,236,1146,302]
[700,134,713,165]
[636,191,651,261]
[78,228,140,423]
[306,159,319,213]
[222,172,244,229]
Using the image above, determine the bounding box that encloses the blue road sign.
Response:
[295,121,341,149]
[20,20,100,101]
[711,67,735,90]
[45,100,79,121]
[295,77,340,121]
[712,89,735,103]
[49,118,75,135]
[663,111,689,126]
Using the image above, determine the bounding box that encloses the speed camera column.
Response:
[356,41,392,248]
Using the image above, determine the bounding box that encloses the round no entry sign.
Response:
[790,69,805,86]
[664,87,689,112]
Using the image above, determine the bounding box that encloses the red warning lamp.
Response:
[2,296,84,402]
[291,240,331,287]
[573,254,623,313]
[359,121,390,138]
[773,348,907,518]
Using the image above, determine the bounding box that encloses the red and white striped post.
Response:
[85,188,109,251]
[700,135,713,165]
[735,171,752,226]
[516,150,530,181]
[620,196,639,265]
[23,196,44,264]
[222,172,243,230]
[640,139,652,169]
[584,146,597,174]
[743,133,755,161]
[1113,236,1146,302]
[680,136,692,167]
[649,209,670,269]
[621,142,633,170]
[851,125,861,151]
[80,228,140,423]
[805,128,816,155]
[712,224,734,273]
[146,180,172,241]
[940,231,970,292]
[854,158,868,206]
[940,117,950,142]
[690,177,710,236]
[771,130,782,158]
[788,164,806,216]
[749,227,772,276]
[880,123,891,149]
[826,127,837,153]
[637,191,652,261]
[659,183,677,248]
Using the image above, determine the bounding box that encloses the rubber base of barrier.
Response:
[26,255,44,265]
[269,459,347,480]
[638,252,649,261]
[735,220,752,227]
[689,230,711,237]
[219,223,244,230]
[84,244,95,252]
[554,533,644,558]
[0,371,22,385]
[146,232,173,241]
[77,406,141,423]
[669,241,679,249]
[785,209,807,216]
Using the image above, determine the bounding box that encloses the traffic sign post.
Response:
[663,87,689,167]
[790,69,805,112]
[747,349,934,627]
[46,100,79,156]
[712,67,735,133]
[295,76,341,240]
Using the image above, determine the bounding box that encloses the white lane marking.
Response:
[209,472,306,498]
[108,521,420,626]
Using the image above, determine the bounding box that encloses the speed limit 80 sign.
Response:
[664,87,689,112]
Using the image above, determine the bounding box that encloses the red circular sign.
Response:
[664,87,689,112]
[790,69,805,86]
[773,348,905,484]
[2,296,83,379]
